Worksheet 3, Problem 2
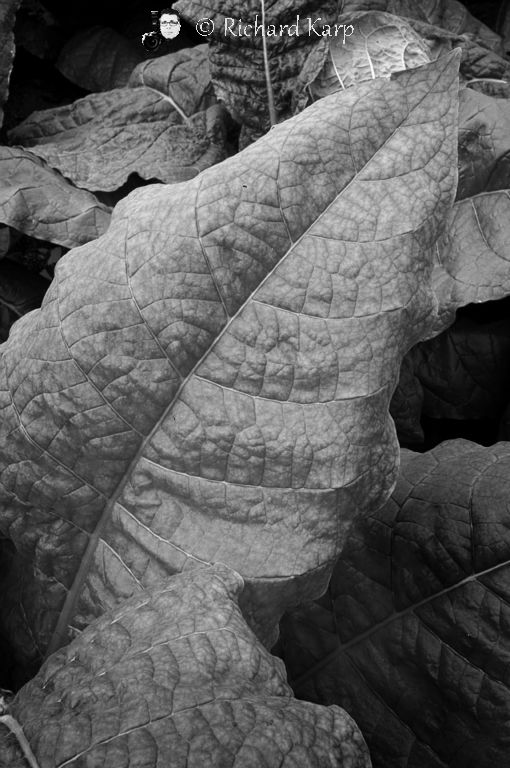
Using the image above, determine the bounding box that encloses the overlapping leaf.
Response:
[8,92,229,192]
[279,440,510,768]
[433,189,510,324]
[0,146,111,247]
[128,45,216,117]
[341,0,503,51]
[457,86,510,200]
[340,1,510,80]
[294,11,431,109]
[309,11,430,91]
[174,0,338,144]
[2,564,370,768]
[0,55,460,672]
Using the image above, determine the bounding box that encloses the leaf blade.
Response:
[10,565,371,768]
[280,439,510,768]
[0,54,461,666]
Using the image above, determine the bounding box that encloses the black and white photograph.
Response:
[0,0,509,766]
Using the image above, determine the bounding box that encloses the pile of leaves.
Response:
[0,0,509,765]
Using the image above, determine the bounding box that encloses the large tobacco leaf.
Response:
[0,54,460,670]
[8,92,229,192]
[174,0,338,145]
[278,439,510,768]
[0,146,111,247]
[1,564,370,767]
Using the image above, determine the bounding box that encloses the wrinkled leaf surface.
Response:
[0,55,460,668]
[128,45,215,117]
[279,440,510,768]
[8,92,228,192]
[0,146,111,247]
[457,86,510,200]
[5,564,370,768]
[302,11,431,100]
[341,0,503,51]
[433,189,510,322]
[174,0,338,144]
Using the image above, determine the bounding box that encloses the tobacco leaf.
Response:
[295,11,430,108]
[339,1,510,80]
[128,44,216,117]
[0,145,111,247]
[433,189,510,327]
[3,564,371,768]
[457,86,510,200]
[278,439,510,768]
[389,352,424,445]
[0,54,460,672]
[8,92,229,192]
[174,0,339,145]
[466,79,510,99]
[341,0,503,52]
[56,26,145,92]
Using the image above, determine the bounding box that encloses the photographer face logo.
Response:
[159,10,181,39]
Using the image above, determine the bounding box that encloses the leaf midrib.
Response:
[290,555,510,690]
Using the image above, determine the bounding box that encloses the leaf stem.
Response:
[260,0,277,126]
[0,715,41,768]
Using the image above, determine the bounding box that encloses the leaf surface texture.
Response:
[6,565,371,767]
[279,440,510,768]
[8,92,228,192]
[0,55,460,666]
